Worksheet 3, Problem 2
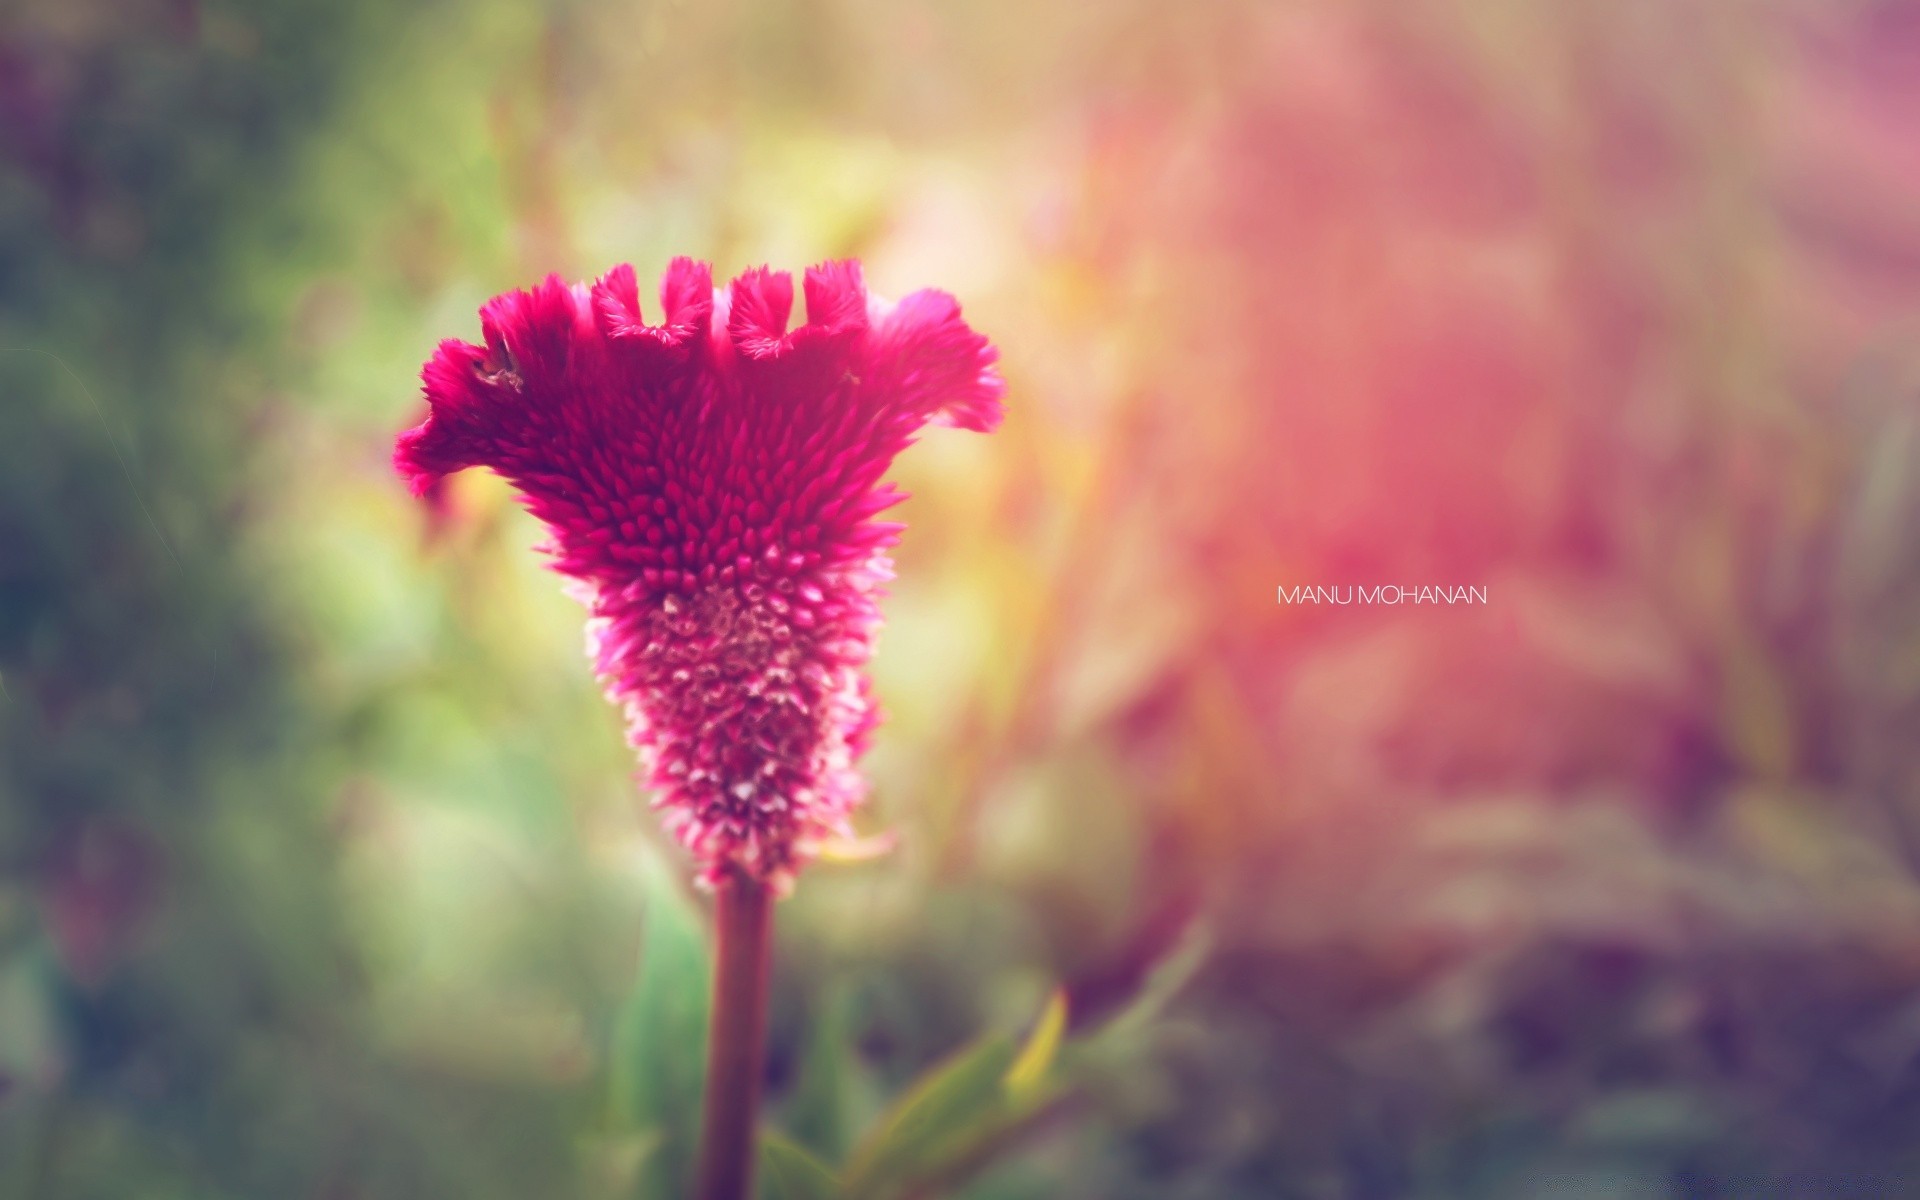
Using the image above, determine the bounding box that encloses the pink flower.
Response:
[395,259,1004,889]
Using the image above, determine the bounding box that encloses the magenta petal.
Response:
[590,263,649,337]
[659,256,715,338]
[803,259,870,335]
[593,259,715,359]
[726,266,796,360]
[867,289,1006,432]
[479,273,586,385]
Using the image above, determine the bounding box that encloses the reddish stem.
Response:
[695,872,774,1200]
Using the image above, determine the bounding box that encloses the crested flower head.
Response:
[396,259,1003,889]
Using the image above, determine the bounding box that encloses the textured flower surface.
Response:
[396,259,1003,888]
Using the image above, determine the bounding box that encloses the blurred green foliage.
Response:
[5,0,1920,1196]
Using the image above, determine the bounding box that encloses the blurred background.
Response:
[5,0,1920,1195]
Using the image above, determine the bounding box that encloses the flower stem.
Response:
[695,871,773,1200]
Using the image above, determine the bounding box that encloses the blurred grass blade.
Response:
[1004,988,1068,1098]
[1091,921,1211,1044]
[783,982,863,1161]
[843,1033,1017,1198]
[759,1130,843,1200]
[610,856,712,1197]
[842,989,1075,1199]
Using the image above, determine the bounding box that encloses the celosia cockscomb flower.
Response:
[395,259,1003,889]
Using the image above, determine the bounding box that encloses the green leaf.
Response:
[1003,989,1068,1098]
[609,854,712,1198]
[781,982,863,1161]
[1088,921,1211,1045]
[838,988,1086,1200]
[843,1034,1018,1198]
[759,1130,844,1200]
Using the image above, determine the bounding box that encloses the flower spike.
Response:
[396,260,1004,889]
